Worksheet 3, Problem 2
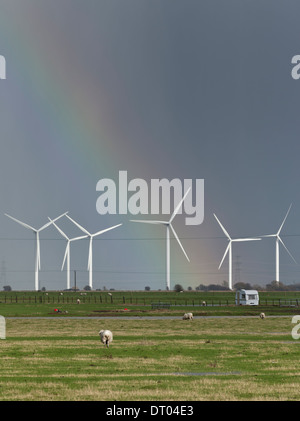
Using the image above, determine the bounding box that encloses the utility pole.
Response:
[74,270,77,291]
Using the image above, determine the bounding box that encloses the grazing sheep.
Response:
[182,312,193,320]
[99,329,113,348]
[260,312,265,319]
[202,301,206,306]
[76,299,81,304]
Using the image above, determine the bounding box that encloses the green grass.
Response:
[1,290,300,317]
[0,317,300,400]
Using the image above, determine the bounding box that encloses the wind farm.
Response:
[2,200,299,291]
[2,203,300,403]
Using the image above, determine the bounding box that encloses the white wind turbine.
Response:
[48,217,88,290]
[260,204,297,284]
[214,213,261,290]
[5,211,68,291]
[65,215,122,290]
[131,188,191,291]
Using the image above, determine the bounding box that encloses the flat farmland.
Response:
[0,316,299,401]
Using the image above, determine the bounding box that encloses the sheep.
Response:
[182,312,193,320]
[76,298,81,304]
[99,329,113,348]
[259,312,265,319]
[202,301,206,306]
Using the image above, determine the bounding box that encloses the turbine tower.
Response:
[48,218,88,290]
[214,213,261,290]
[131,188,191,291]
[5,211,68,291]
[65,215,122,290]
[260,204,297,284]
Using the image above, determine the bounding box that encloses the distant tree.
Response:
[83,285,91,291]
[187,286,193,291]
[145,286,151,291]
[174,284,184,292]
[253,284,264,291]
[266,280,289,291]
[234,282,253,291]
[196,284,207,291]
[3,285,11,291]
[222,280,229,288]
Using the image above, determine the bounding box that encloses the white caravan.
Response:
[235,289,259,306]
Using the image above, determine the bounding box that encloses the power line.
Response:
[1,233,300,241]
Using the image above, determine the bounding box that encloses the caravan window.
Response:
[241,294,246,299]
[248,294,256,300]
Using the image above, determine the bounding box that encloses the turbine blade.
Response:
[48,217,69,240]
[61,243,69,270]
[219,242,231,269]
[66,214,90,235]
[213,214,231,240]
[130,220,166,224]
[169,224,190,262]
[278,236,298,264]
[92,223,122,237]
[5,213,36,231]
[232,238,261,242]
[169,187,191,224]
[69,235,89,242]
[41,211,68,231]
[277,203,292,235]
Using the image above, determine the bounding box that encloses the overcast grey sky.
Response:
[1,1,300,290]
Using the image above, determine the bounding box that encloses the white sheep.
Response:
[259,312,265,319]
[76,298,81,304]
[182,312,193,320]
[99,329,113,348]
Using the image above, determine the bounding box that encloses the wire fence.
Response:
[0,294,299,307]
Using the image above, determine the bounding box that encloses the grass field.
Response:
[1,290,300,317]
[1,316,300,401]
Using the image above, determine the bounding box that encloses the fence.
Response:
[0,294,299,307]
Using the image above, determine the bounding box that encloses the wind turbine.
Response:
[214,213,261,290]
[48,217,88,290]
[5,211,68,291]
[260,204,297,284]
[131,188,191,291]
[65,215,122,290]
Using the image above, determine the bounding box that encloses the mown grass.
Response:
[0,317,300,400]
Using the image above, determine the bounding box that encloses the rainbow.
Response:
[1,4,218,290]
